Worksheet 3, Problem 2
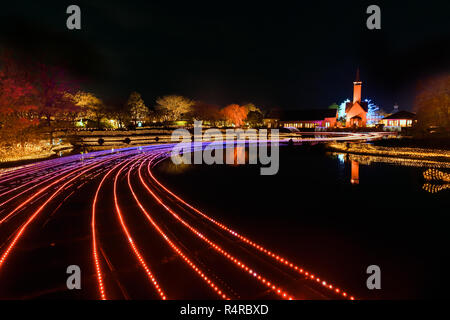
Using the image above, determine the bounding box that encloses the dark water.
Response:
[155,146,450,299]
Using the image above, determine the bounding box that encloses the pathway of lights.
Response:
[0,147,150,298]
[91,149,230,300]
[0,152,129,225]
[146,150,355,300]
[91,158,135,300]
[113,160,167,300]
[0,157,101,210]
[138,155,294,300]
[127,160,229,300]
[0,153,127,270]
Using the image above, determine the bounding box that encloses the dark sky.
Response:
[1,0,449,111]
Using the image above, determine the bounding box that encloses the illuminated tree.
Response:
[67,91,104,128]
[145,109,158,124]
[365,99,384,125]
[108,108,129,129]
[221,104,247,127]
[0,51,41,155]
[102,98,132,129]
[242,103,261,114]
[415,75,450,130]
[247,110,263,127]
[0,51,37,114]
[155,95,194,121]
[127,92,148,126]
[338,99,350,118]
[242,103,263,127]
[337,99,350,125]
[1,51,80,140]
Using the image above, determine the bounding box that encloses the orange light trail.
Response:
[91,160,129,300]
[113,158,167,300]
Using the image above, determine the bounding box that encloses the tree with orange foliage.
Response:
[0,50,81,158]
[220,104,248,127]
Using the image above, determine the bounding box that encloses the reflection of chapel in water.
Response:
[351,160,359,184]
[337,153,360,184]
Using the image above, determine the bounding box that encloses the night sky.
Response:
[1,0,449,112]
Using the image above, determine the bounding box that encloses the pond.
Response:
[154,145,450,299]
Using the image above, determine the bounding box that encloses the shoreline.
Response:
[2,139,450,170]
[326,141,450,164]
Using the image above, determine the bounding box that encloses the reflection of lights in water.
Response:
[160,159,192,174]
[423,169,450,182]
[232,146,246,165]
[329,142,450,162]
[350,160,359,184]
[330,152,450,169]
[333,152,450,188]
[422,183,450,193]
[422,169,450,194]
[224,146,248,166]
